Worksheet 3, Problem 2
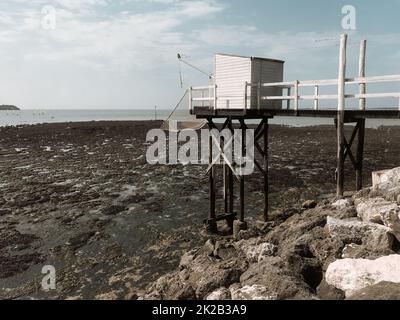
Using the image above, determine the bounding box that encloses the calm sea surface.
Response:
[0,109,398,128]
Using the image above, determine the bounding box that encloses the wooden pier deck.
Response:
[193,107,400,120]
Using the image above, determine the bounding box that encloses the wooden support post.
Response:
[240,120,245,222]
[359,40,367,110]
[207,120,217,232]
[337,33,348,198]
[228,119,234,213]
[356,119,366,191]
[263,118,269,222]
[223,136,229,213]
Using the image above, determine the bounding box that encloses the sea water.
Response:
[0,109,398,128]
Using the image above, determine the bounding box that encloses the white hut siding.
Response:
[215,54,251,109]
[215,54,284,109]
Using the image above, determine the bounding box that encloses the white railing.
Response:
[189,36,400,112]
[245,74,400,111]
[189,85,216,112]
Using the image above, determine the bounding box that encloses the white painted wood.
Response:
[294,80,299,111]
[214,84,217,110]
[338,34,348,111]
[189,87,193,111]
[359,40,367,110]
[215,53,284,109]
[314,86,319,110]
[286,87,291,110]
[215,54,252,109]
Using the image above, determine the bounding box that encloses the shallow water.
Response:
[0,109,398,128]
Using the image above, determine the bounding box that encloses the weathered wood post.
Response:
[337,33,348,198]
[208,119,217,232]
[239,119,246,222]
[263,118,269,222]
[228,119,234,214]
[356,40,367,191]
[359,40,367,111]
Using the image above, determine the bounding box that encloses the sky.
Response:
[0,0,400,110]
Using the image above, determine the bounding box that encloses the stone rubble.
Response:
[142,167,400,300]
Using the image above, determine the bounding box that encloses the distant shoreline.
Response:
[0,105,19,111]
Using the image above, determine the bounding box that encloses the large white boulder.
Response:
[356,198,397,224]
[373,167,400,191]
[356,198,400,241]
[326,255,400,297]
[326,216,393,250]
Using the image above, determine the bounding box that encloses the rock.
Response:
[233,220,248,240]
[356,198,400,241]
[316,279,345,300]
[236,227,262,241]
[239,257,315,300]
[174,285,196,300]
[195,269,243,299]
[347,281,400,300]
[356,198,397,224]
[331,199,353,210]
[326,216,394,252]
[384,186,400,202]
[213,242,237,260]
[325,255,400,297]
[265,208,328,253]
[179,250,197,270]
[204,239,216,256]
[206,287,231,300]
[230,284,277,300]
[380,206,400,242]
[302,200,317,209]
[341,243,393,259]
[235,239,276,263]
[373,167,400,191]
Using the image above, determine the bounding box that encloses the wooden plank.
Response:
[359,40,367,110]
[193,107,400,119]
[337,33,348,198]
[263,119,269,222]
[356,119,366,191]
[208,120,217,231]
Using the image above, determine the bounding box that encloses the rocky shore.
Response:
[0,121,399,300]
[141,167,400,300]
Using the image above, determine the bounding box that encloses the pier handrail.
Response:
[189,36,400,112]
[246,74,400,111]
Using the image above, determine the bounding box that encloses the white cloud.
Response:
[0,0,225,72]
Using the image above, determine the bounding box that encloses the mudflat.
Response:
[0,121,399,299]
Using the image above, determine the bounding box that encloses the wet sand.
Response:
[0,121,399,299]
